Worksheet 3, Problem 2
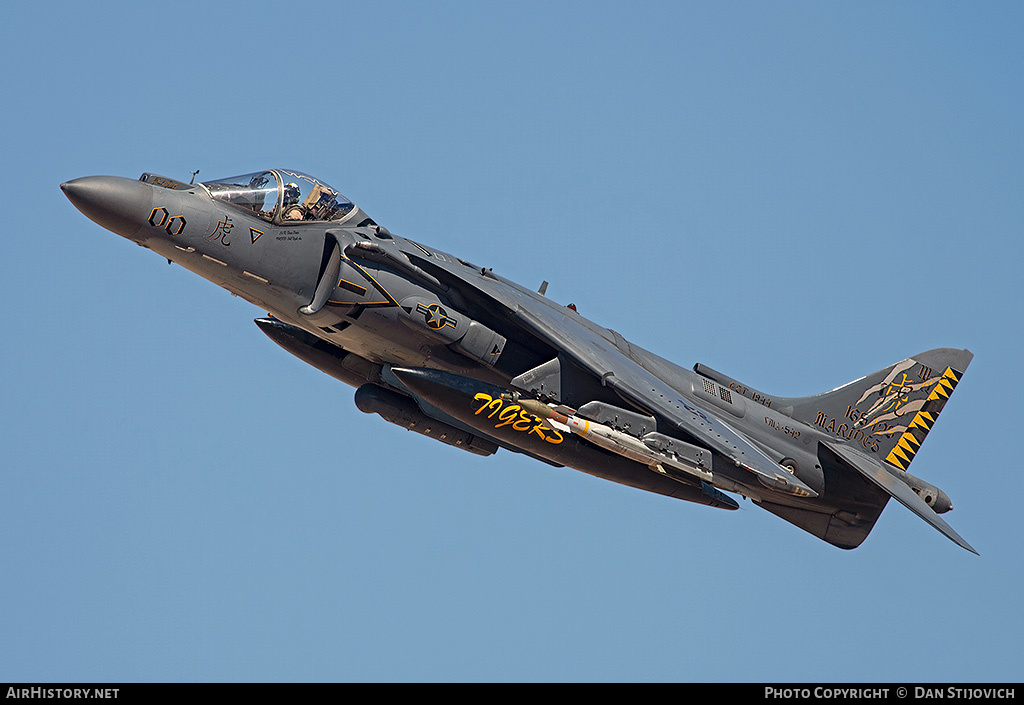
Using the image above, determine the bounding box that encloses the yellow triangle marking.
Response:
[900,433,921,450]
[886,451,906,469]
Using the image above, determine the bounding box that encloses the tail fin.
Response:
[784,348,973,471]
[697,348,974,551]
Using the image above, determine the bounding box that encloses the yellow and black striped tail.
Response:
[883,366,965,471]
[785,348,971,470]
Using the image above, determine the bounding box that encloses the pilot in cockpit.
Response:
[282,182,305,220]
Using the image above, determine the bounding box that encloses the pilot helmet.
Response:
[284,182,300,204]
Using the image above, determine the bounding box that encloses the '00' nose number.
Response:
[148,207,186,236]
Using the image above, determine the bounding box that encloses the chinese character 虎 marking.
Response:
[210,217,234,246]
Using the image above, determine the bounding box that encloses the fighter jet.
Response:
[61,169,976,553]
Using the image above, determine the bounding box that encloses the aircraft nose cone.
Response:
[61,176,153,239]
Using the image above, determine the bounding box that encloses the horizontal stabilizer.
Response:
[825,441,977,555]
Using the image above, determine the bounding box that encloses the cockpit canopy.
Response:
[201,169,357,224]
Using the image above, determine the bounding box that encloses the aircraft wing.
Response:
[403,250,817,498]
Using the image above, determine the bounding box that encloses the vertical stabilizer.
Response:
[784,348,973,472]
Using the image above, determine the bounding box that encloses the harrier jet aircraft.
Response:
[62,169,976,553]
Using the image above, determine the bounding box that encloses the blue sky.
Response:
[2,1,1022,682]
